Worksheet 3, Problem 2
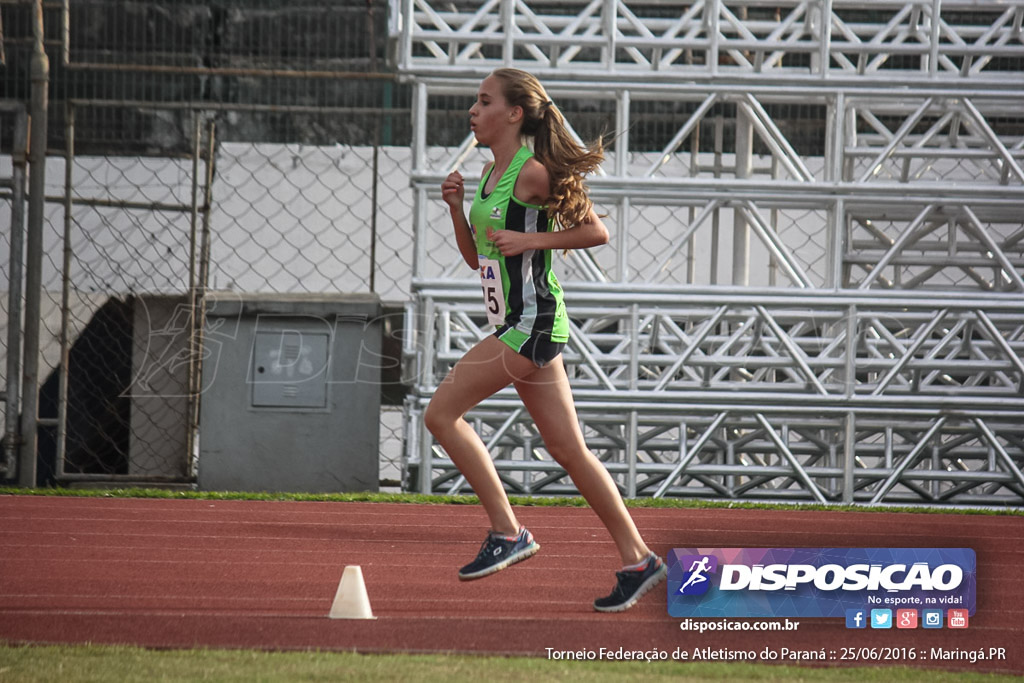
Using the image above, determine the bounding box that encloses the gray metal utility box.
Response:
[198,292,381,493]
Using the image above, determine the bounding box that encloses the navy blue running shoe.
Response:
[458,527,539,580]
[593,553,667,612]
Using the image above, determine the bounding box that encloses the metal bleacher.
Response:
[392,0,1024,505]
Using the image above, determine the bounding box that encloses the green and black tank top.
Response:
[469,145,569,349]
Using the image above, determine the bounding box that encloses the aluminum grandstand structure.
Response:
[394,0,1024,504]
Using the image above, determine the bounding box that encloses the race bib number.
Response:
[478,255,506,326]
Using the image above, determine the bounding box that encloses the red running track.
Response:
[0,495,1020,675]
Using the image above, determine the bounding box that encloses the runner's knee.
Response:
[423,401,450,438]
[544,437,588,470]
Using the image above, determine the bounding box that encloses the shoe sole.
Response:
[593,562,668,613]
[458,541,540,581]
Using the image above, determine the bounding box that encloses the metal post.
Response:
[826,92,845,289]
[616,89,630,282]
[369,29,381,299]
[55,104,74,478]
[626,303,639,497]
[843,412,855,503]
[602,0,616,71]
[189,120,216,479]
[60,0,70,65]
[707,0,720,77]
[769,156,778,287]
[687,108,700,284]
[199,121,216,297]
[710,116,723,284]
[412,82,428,281]
[399,0,414,74]
[733,104,752,286]
[418,296,437,493]
[19,0,49,487]
[819,0,833,78]
[501,0,514,66]
[185,112,201,476]
[842,303,857,502]
[3,108,28,479]
[928,0,941,77]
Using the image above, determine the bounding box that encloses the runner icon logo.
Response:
[677,555,717,596]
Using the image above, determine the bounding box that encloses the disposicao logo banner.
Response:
[667,548,976,618]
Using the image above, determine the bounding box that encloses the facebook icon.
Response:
[845,609,867,629]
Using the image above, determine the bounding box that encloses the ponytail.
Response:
[491,68,603,231]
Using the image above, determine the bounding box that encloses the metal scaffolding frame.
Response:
[391,0,1024,504]
[392,0,1024,85]
[404,283,1024,504]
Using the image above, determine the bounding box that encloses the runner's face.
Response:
[469,75,515,146]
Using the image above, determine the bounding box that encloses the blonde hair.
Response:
[490,68,603,231]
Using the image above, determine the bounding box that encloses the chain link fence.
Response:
[33,105,416,486]
[2,0,414,487]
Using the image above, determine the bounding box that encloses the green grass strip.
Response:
[0,644,1018,683]
[1,485,1022,516]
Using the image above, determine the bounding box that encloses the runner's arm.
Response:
[487,207,609,256]
[441,170,479,270]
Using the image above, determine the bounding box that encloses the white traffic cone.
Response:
[328,565,376,619]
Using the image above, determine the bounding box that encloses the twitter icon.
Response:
[870,609,893,629]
